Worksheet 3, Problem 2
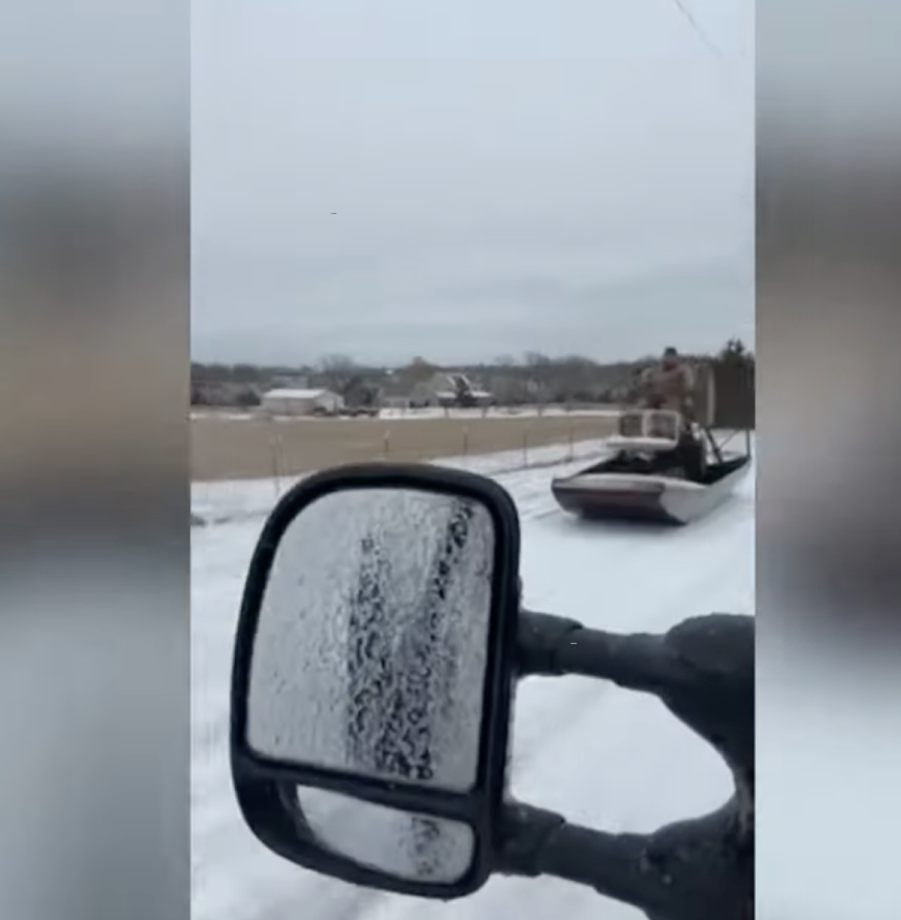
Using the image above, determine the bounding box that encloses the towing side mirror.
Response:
[230,463,522,899]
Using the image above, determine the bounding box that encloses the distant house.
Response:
[484,372,530,406]
[377,377,416,410]
[260,388,344,416]
[408,380,447,408]
[411,372,494,408]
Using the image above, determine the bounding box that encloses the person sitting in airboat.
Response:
[625,346,706,482]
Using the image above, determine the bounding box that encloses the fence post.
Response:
[463,425,469,456]
[523,426,529,467]
[567,420,574,462]
[383,428,391,458]
[270,430,283,501]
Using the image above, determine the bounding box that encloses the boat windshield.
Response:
[648,412,679,440]
[618,411,644,438]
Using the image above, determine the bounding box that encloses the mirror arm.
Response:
[517,610,696,692]
[497,801,752,920]
[516,611,754,784]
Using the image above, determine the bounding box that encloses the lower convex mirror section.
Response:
[297,786,476,884]
[230,463,522,898]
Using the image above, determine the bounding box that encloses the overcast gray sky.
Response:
[191,0,754,366]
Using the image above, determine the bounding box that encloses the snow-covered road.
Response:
[191,449,754,920]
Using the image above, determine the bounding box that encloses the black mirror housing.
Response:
[230,462,522,899]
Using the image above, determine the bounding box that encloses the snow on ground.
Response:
[377,406,620,421]
[191,446,754,920]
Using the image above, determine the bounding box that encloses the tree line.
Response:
[191,340,754,415]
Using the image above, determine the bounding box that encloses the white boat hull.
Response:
[551,457,751,525]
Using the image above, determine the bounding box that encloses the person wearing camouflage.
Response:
[639,347,696,420]
[637,347,705,481]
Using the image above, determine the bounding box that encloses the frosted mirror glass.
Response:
[246,486,496,793]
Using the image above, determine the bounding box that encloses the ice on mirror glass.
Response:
[296,786,474,883]
[247,487,495,792]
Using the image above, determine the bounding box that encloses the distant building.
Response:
[411,372,494,408]
[341,375,381,411]
[484,371,531,405]
[377,377,416,410]
[260,388,344,416]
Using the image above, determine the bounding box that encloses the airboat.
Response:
[551,365,752,525]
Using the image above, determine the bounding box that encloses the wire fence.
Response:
[191,414,619,526]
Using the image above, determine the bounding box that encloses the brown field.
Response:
[192,414,619,481]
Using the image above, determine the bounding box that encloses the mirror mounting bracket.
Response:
[498,800,752,920]
[516,610,753,781]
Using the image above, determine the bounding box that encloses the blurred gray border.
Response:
[757,2,901,915]
[0,0,190,917]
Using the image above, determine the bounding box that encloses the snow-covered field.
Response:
[378,406,620,421]
[191,447,755,920]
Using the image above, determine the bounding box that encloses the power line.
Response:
[664,0,743,93]
[667,0,731,68]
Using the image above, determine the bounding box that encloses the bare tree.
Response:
[319,354,357,372]
[317,354,358,392]
[405,357,439,382]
